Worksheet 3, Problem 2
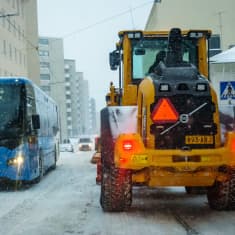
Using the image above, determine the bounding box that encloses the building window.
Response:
[12,0,16,8]
[18,25,21,40]
[9,44,12,60]
[39,50,49,56]
[40,74,50,80]
[209,34,221,57]
[40,74,51,80]
[8,18,11,32]
[21,1,24,18]
[40,62,50,68]
[39,38,49,45]
[14,47,17,62]
[41,85,51,92]
[66,95,71,100]
[24,55,26,67]
[3,40,7,55]
[19,51,22,64]
[13,20,16,36]
[1,9,6,28]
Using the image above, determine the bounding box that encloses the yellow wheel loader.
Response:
[99,28,235,212]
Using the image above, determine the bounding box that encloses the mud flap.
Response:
[100,106,137,166]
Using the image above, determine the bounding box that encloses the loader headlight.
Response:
[7,154,24,166]
[159,83,170,92]
[127,32,142,39]
[196,83,207,91]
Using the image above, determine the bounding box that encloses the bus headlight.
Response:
[7,155,24,166]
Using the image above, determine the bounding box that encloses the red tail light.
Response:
[123,140,133,151]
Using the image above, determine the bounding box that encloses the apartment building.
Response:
[0,0,40,83]
[146,0,235,55]
[64,59,80,138]
[89,98,97,135]
[76,71,90,135]
[66,69,97,137]
[38,36,67,141]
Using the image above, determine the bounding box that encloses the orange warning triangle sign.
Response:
[151,98,179,123]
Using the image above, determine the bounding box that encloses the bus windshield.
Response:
[132,37,198,80]
[0,84,23,136]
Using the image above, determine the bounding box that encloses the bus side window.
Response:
[26,96,35,132]
[32,114,40,129]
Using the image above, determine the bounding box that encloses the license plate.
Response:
[185,135,213,144]
[131,155,148,164]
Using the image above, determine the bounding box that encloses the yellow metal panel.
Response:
[114,132,235,170]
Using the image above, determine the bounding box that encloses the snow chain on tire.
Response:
[207,167,235,210]
[100,165,132,212]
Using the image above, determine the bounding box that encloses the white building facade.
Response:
[0,0,40,84]
[146,0,235,55]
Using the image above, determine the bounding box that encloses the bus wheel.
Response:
[51,146,57,170]
[13,180,23,190]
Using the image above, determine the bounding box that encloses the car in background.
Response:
[60,143,74,152]
[78,137,93,151]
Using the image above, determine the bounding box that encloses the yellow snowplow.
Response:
[99,28,235,211]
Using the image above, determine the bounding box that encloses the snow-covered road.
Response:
[0,151,235,235]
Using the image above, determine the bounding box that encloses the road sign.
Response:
[220,81,235,104]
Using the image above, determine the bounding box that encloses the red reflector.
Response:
[123,140,133,151]
[119,157,128,164]
[151,98,179,123]
[231,139,235,152]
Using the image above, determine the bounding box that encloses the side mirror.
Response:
[32,114,40,129]
[109,50,120,70]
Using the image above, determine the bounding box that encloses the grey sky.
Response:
[37,0,153,110]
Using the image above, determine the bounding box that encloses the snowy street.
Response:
[0,151,235,235]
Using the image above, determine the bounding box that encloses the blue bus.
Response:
[0,77,60,185]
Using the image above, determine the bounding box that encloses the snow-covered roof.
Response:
[210,46,235,63]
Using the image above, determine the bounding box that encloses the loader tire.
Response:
[207,168,235,210]
[100,165,132,212]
